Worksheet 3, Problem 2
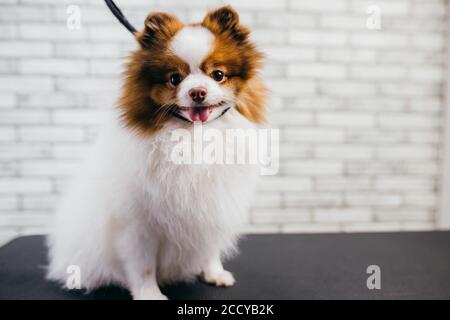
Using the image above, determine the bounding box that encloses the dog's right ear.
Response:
[137,12,183,48]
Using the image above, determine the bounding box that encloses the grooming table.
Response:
[0,232,449,299]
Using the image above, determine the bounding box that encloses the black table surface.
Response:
[0,232,449,300]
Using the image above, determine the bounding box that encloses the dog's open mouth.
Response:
[177,101,225,122]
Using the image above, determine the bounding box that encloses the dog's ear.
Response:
[137,12,183,47]
[202,6,249,43]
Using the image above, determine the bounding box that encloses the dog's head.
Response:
[120,6,267,135]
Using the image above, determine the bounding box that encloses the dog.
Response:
[46,5,267,300]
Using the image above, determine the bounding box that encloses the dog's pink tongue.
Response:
[189,107,211,122]
[188,108,200,122]
[199,107,211,122]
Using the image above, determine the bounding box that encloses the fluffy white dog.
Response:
[46,5,266,300]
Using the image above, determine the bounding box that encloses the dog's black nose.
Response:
[189,87,207,103]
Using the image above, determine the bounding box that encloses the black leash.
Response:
[104,0,232,124]
[104,0,137,35]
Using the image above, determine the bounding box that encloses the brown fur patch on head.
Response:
[201,6,267,123]
[119,12,186,135]
[137,12,184,48]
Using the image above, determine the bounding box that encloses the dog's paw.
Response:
[202,270,235,287]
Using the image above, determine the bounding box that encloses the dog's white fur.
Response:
[172,26,233,122]
[46,24,259,300]
[171,26,213,70]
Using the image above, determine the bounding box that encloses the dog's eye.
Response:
[211,70,225,82]
[169,73,182,87]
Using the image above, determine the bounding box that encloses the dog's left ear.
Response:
[202,5,249,43]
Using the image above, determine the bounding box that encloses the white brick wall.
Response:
[0,0,447,245]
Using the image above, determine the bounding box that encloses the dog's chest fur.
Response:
[47,110,259,288]
[112,113,258,281]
